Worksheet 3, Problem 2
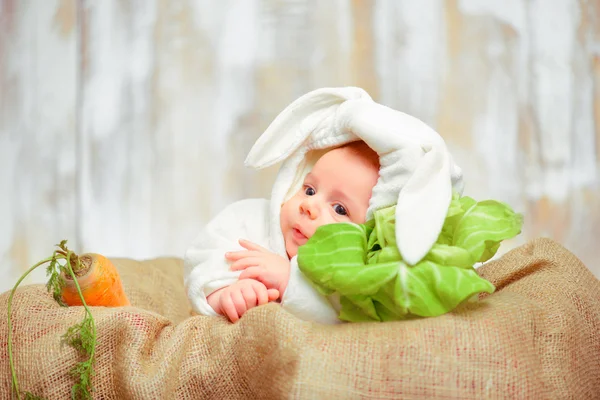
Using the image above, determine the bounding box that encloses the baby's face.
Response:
[280,146,379,258]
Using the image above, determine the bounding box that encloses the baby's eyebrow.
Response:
[304,172,316,182]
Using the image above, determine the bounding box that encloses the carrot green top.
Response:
[297,192,523,322]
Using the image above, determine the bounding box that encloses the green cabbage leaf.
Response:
[297,193,523,322]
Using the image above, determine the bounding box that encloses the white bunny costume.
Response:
[184,87,464,324]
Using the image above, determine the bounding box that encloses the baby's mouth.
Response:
[292,226,308,243]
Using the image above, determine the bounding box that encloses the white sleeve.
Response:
[281,256,341,324]
[184,199,271,316]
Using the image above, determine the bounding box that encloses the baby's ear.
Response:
[245,87,371,169]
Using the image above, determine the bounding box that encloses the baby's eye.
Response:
[333,204,348,216]
[304,186,316,196]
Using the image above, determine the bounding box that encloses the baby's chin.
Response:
[285,243,298,259]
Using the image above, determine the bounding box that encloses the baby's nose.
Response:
[299,198,319,219]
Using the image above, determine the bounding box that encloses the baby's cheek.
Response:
[323,213,343,226]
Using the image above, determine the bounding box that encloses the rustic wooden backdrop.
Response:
[1,0,599,293]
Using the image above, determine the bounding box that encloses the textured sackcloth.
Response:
[1,238,599,399]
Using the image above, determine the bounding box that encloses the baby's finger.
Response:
[240,284,258,309]
[238,266,263,281]
[224,250,261,261]
[231,290,247,319]
[239,239,269,253]
[252,282,269,305]
[267,288,280,302]
[220,294,239,323]
[230,257,261,271]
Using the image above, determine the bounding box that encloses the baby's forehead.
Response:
[311,149,378,191]
[320,145,378,166]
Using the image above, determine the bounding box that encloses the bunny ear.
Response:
[245,87,371,169]
[395,144,452,265]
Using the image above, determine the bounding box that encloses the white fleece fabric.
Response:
[185,86,464,324]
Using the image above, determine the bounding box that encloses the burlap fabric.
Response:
[1,238,599,399]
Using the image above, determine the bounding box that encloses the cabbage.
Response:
[297,193,523,322]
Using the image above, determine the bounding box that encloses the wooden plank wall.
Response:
[1,0,598,293]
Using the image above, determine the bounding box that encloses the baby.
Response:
[184,141,379,323]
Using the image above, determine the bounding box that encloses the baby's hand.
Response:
[210,279,279,323]
[226,239,291,296]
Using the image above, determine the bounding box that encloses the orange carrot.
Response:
[7,240,129,400]
[60,253,130,307]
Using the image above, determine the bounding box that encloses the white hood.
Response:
[245,87,464,266]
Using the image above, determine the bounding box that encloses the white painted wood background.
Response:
[1,0,599,294]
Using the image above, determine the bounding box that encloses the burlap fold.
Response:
[1,238,599,399]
